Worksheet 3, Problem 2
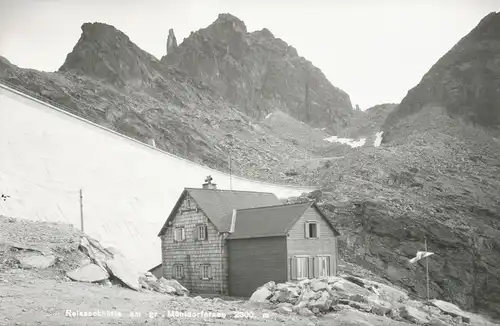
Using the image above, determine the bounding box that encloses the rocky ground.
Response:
[2,215,497,326]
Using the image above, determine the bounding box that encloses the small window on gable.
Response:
[186,198,191,208]
[174,227,186,242]
[172,264,184,279]
[304,221,319,239]
[199,264,212,280]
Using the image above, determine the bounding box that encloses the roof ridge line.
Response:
[235,200,314,212]
[185,187,276,195]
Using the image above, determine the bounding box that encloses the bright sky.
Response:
[0,0,498,109]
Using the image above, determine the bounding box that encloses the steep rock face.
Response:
[383,12,500,142]
[308,119,500,319]
[162,14,353,131]
[59,22,167,89]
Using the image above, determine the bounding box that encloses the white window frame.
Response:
[200,264,212,280]
[305,221,319,239]
[197,224,207,241]
[296,257,308,280]
[172,264,184,279]
[317,255,330,277]
[174,226,186,242]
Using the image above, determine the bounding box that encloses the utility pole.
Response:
[424,237,430,306]
[79,189,84,232]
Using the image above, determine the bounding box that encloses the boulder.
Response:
[249,286,273,303]
[298,308,314,317]
[343,275,365,288]
[105,257,140,291]
[298,289,317,303]
[325,276,344,284]
[307,290,332,313]
[17,252,56,269]
[399,306,430,324]
[66,263,109,282]
[431,299,470,322]
[157,278,189,295]
[276,287,300,304]
[276,306,293,315]
[348,301,372,313]
[310,279,329,292]
[331,279,373,297]
[364,280,409,303]
[263,281,276,291]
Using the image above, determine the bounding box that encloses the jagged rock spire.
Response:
[166,29,178,55]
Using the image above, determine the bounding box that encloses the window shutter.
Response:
[291,257,297,280]
[181,228,185,241]
[208,265,213,280]
[204,225,208,240]
[308,257,314,278]
[314,257,320,278]
[173,229,178,242]
[304,223,309,239]
[316,223,320,238]
[329,255,335,276]
[199,265,203,280]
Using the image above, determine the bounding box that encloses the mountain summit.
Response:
[162,13,353,131]
[383,11,500,143]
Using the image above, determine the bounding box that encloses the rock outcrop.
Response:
[162,13,353,131]
[250,276,494,325]
[383,12,500,143]
[59,22,167,89]
[166,28,177,55]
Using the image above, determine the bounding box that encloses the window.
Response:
[172,264,184,279]
[186,198,191,208]
[199,264,212,280]
[174,227,186,242]
[317,256,330,277]
[304,221,319,239]
[196,224,207,241]
[296,257,308,279]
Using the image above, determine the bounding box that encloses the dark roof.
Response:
[157,188,282,236]
[227,201,313,239]
[227,201,340,239]
[148,263,162,272]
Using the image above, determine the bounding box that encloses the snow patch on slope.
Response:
[324,135,366,148]
[374,131,383,147]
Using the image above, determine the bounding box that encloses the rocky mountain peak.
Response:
[382,11,500,142]
[59,22,165,89]
[162,14,353,130]
[213,13,248,35]
[166,28,178,55]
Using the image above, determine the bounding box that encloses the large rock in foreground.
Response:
[66,264,110,283]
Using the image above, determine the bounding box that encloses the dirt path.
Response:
[0,269,314,326]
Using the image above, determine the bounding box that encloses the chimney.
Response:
[202,175,217,190]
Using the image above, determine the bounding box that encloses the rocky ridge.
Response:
[162,13,353,131]
[0,16,354,185]
[383,12,500,143]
